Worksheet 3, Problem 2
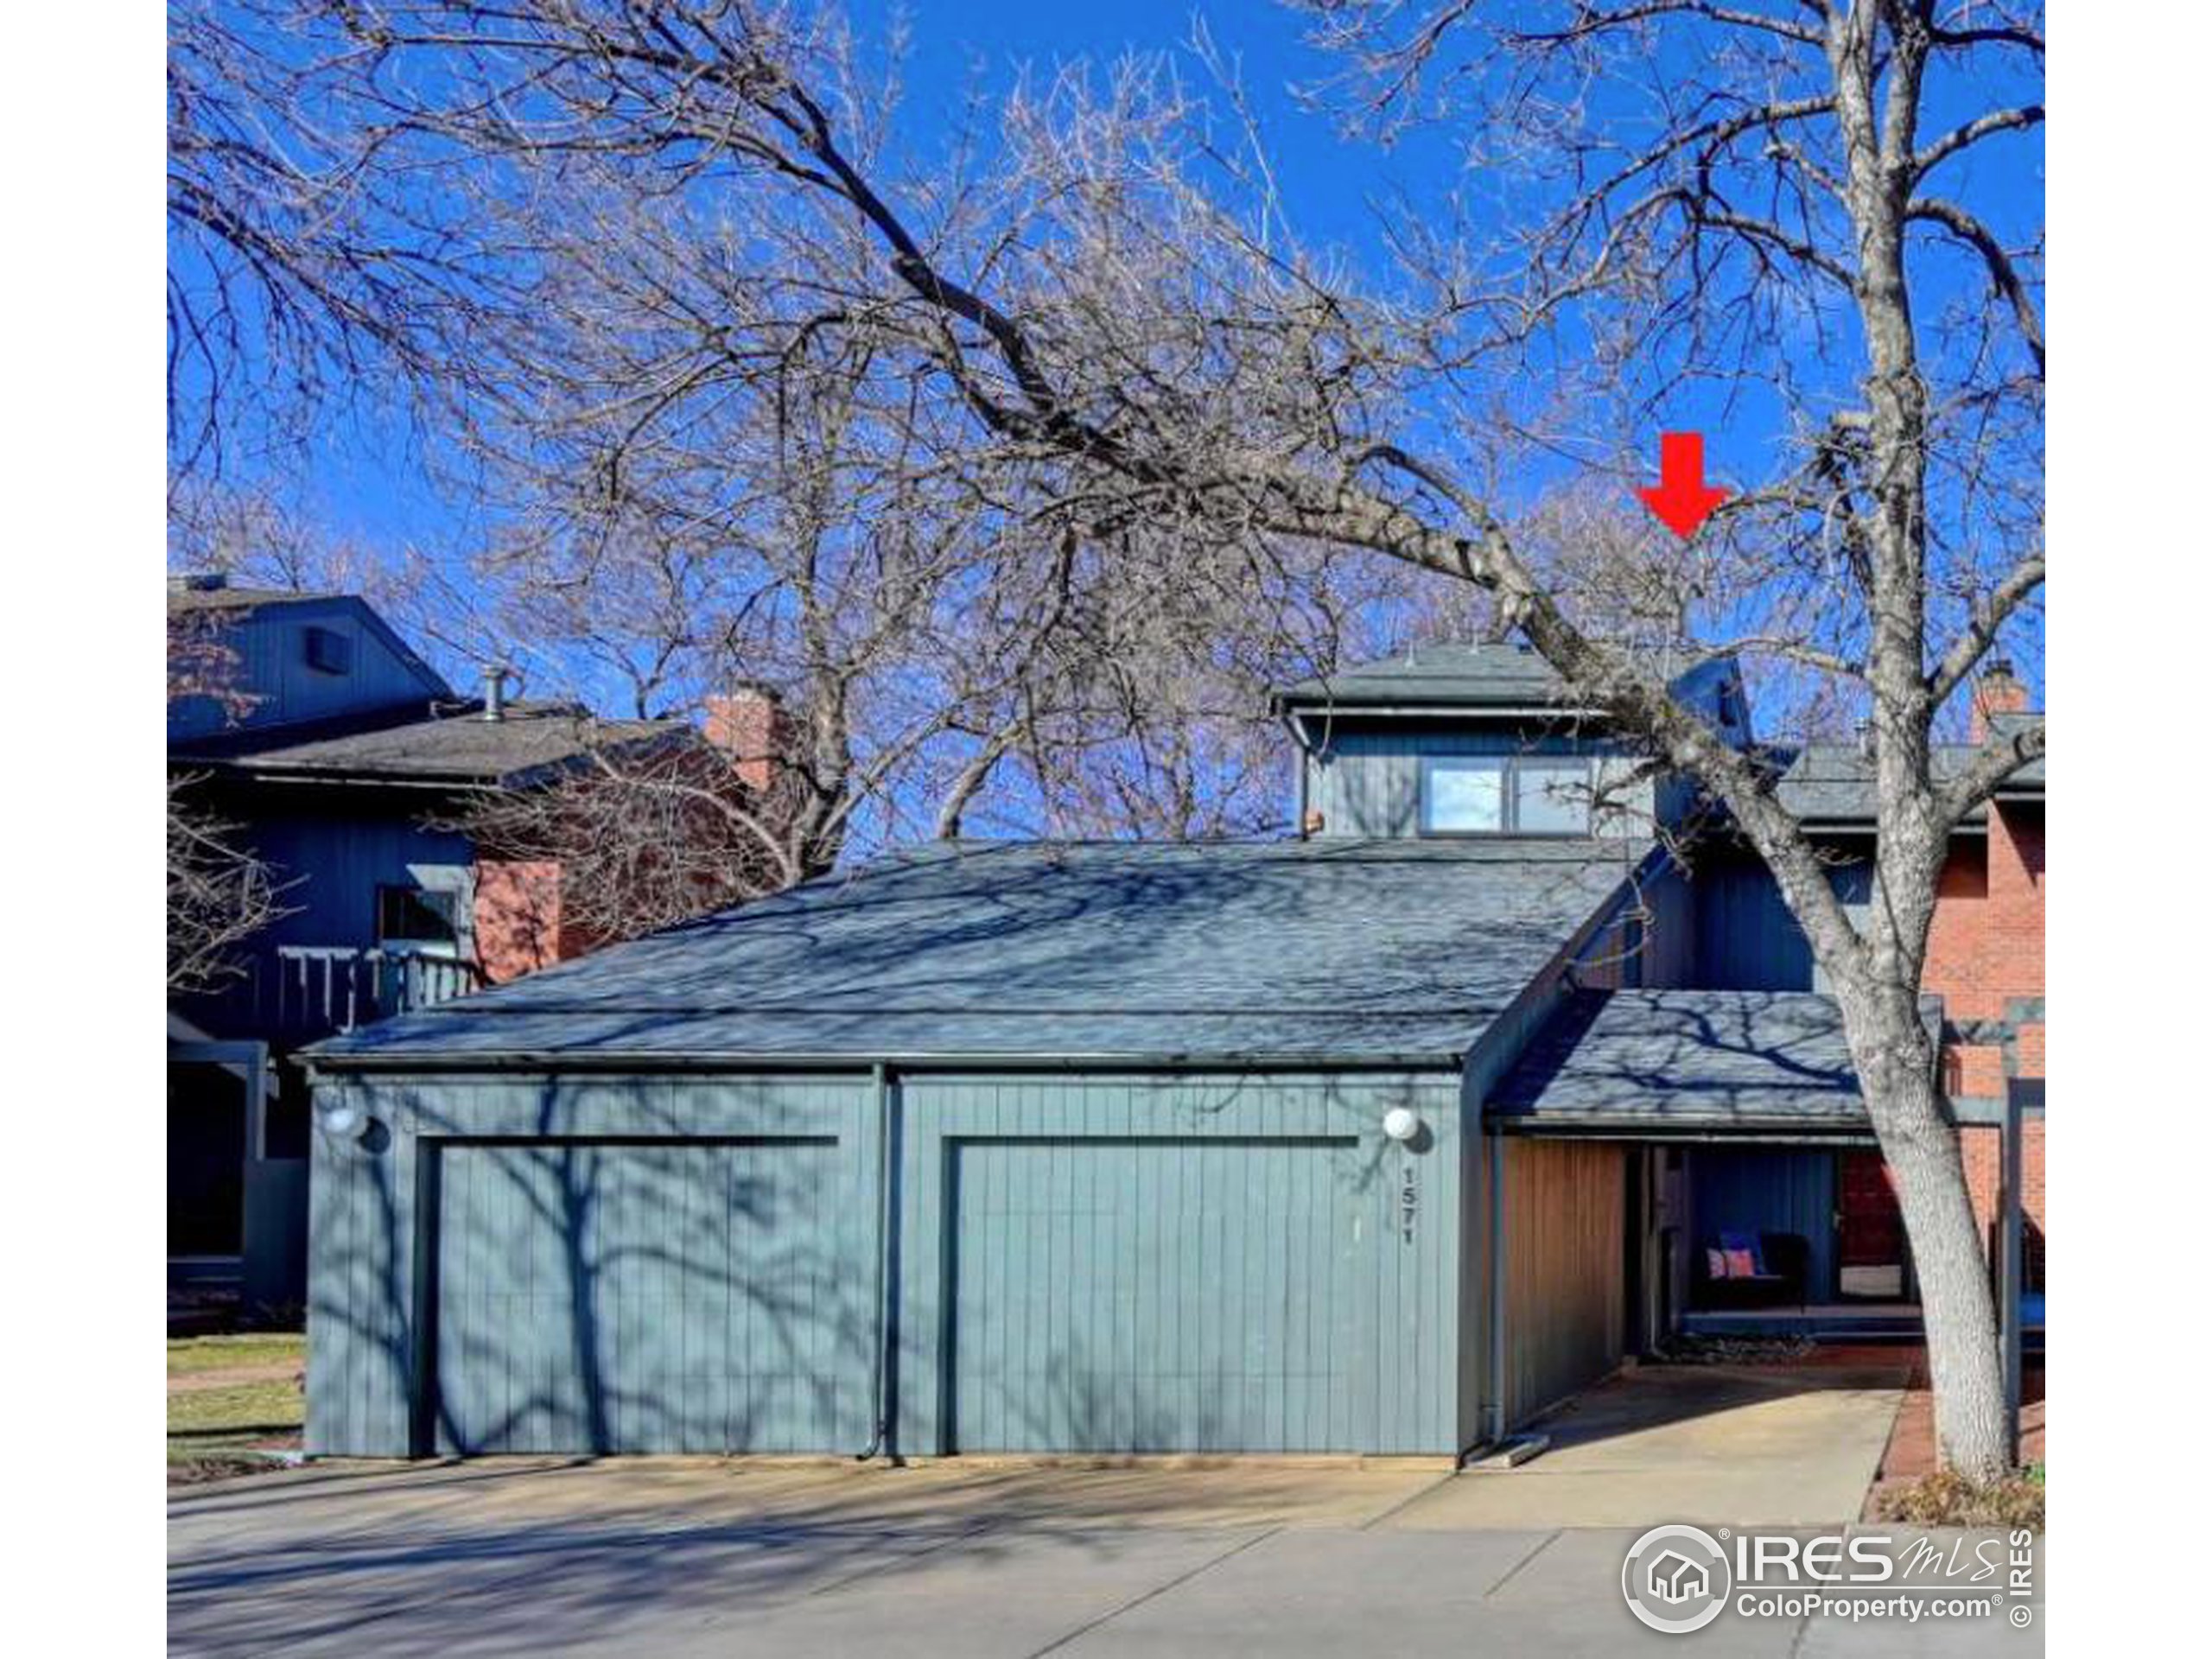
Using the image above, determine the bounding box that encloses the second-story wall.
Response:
[1303,722,1662,840]
[168,595,448,744]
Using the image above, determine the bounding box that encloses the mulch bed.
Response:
[1862,1350,2044,1521]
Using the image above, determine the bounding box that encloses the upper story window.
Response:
[377,884,461,950]
[1420,754,1594,836]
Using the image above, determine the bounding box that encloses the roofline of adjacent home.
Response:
[181,764,501,791]
[174,721,699,793]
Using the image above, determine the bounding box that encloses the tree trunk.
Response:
[1844,988,2011,1482]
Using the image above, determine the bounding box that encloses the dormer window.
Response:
[1420,754,1593,836]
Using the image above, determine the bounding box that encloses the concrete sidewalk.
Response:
[170,1464,2037,1656]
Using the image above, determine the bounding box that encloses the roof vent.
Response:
[480,664,516,721]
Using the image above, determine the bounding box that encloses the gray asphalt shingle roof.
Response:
[1274,642,1592,711]
[185,702,686,786]
[1488,988,1942,1133]
[1777,719,2044,826]
[166,582,337,613]
[312,838,1643,1067]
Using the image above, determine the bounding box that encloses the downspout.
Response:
[855,1061,904,1464]
[2000,1081,2024,1467]
[1280,705,1317,836]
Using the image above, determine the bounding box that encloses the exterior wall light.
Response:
[321,1100,362,1138]
[1382,1106,1422,1143]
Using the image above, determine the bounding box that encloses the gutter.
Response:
[1487,1121,1884,1144]
[303,1047,1474,1080]
[1272,700,1605,721]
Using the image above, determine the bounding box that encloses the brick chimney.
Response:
[1968,658,2030,744]
[703,683,791,792]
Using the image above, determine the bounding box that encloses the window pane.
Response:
[378,885,459,944]
[1423,759,1504,832]
[1515,762,1592,834]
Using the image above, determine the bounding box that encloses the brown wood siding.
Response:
[1503,1139,1626,1427]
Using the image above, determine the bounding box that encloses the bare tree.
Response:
[168,0,487,480]
[333,66,1398,862]
[278,1,2038,1472]
[168,778,292,994]
[453,731,810,948]
[167,608,290,992]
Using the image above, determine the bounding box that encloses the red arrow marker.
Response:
[1636,431,1731,538]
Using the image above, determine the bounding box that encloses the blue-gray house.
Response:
[302,643,1964,1461]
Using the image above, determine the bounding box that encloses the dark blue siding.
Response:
[1688,1147,1836,1298]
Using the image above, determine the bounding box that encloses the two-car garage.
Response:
[308,1071,1469,1460]
[303,838,1645,1462]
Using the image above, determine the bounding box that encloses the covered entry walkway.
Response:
[1400,1351,1913,1529]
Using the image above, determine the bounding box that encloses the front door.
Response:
[1835,1150,1909,1300]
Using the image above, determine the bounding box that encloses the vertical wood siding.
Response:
[168,601,442,743]
[308,1068,1465,1458]
[1686,1147,1838,1299]
[306,1074,874,1457]
[434,1139,865,1453]
[895,1074,1462,1456]
[1690,850,1816,990]
[1501,1138,1626,1427]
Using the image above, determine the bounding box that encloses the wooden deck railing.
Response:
[261,947,486,1042]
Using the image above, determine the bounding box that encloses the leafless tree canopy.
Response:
[192,1,2042,1477]
[168,777,293,995]
[167,613,291,992]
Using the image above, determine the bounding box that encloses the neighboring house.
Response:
[302,641,2043,1459]
[167,574,783,1315]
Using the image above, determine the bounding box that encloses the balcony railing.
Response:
[184,946,487,1047]
[272,946,485,1041]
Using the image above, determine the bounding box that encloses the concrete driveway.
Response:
[170,1361,2040,1656]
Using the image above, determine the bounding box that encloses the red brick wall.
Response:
[703,687,790,793]
[1920,798,2044,1277]
[473,859,568,984]
[1960,1120,2046,1288]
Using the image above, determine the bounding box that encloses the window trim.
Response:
[1417,752,1598,838]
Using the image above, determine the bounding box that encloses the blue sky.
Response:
[308,2,1444,553]
[252,0,2040,700]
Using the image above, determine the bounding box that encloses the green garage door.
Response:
[948,1137,1374,1452]
[434,1139,868,1453]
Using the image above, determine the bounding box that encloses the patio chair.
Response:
[1695,1231,1810,1309]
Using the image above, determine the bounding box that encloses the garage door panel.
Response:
[435,1139,863,1454]
[950,1138,1370,1454]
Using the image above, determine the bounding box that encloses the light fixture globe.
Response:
[1381,1106,1422,1143]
